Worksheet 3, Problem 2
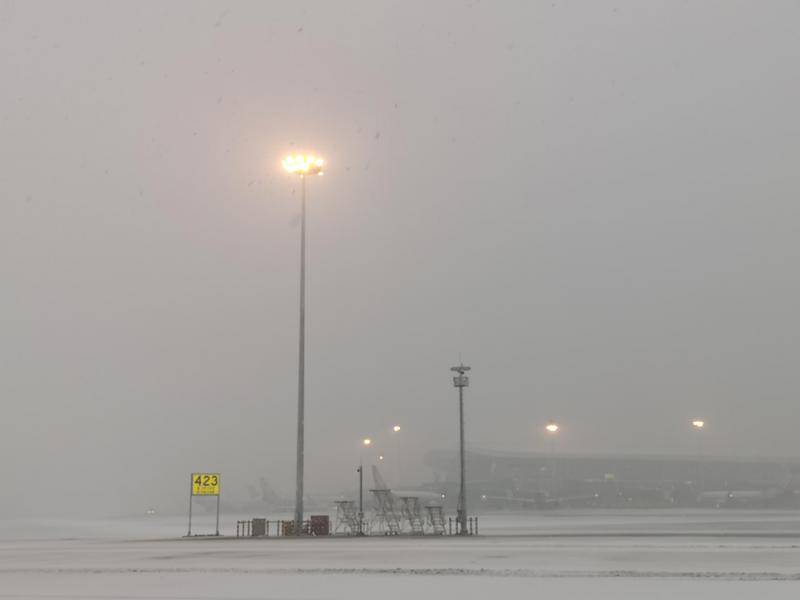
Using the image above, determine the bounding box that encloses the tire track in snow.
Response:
[3,567,800,581]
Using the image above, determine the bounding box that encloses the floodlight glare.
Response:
[282,154,325,176]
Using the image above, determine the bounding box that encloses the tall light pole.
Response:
[692,419,705,493]
[282,153,325,534]
[545,421,560,493]
[359,438,371,536]
[451,363,470,535]
[392,424,401,485]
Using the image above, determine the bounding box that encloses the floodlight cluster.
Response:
[282,154,325,175]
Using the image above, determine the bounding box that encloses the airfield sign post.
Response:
[451,364,471,536]
[186,472,221,537]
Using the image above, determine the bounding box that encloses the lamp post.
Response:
[356,464,363,535]
[692,419,705,492]
[392,424,401,485]
[545,421,560,493]
[282,153,325,534]
[451,364,471,535]
[359,437,371,535]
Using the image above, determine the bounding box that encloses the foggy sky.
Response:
[2,0,799,517]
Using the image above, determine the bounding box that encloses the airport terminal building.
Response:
[424,448,800,509]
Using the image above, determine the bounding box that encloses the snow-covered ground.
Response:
[2,511,800,598]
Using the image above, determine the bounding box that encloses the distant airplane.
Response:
[697,471,800,508]
[480,491,599,510]
[697,487,797,508]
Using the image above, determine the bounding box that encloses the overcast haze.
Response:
[2,0,799,517]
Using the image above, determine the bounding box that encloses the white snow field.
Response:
[2,511,800,599]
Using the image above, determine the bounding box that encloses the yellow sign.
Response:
[192,473,220,496]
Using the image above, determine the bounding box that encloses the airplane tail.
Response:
[779,465,800,490]
[371,465,390,491]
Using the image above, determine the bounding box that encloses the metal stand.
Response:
[334,500,360,535]
[426,505,446,535]
[371,488,402,534]
[370,466,401,534]
[399,496,425,535]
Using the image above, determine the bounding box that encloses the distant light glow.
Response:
[393,425,401,433]
[692,420,705,429]
[545,422,559,434]
[362,438,372,446]
[282,153,325,176]
[378,455,384,461]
